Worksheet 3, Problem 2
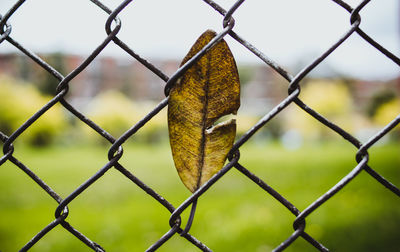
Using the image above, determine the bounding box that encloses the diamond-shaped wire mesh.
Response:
[0,0,399,251]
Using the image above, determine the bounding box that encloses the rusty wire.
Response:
[0,0,399,251]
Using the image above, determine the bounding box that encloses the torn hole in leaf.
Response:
[206,113,237,134]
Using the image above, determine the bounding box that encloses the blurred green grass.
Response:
[0,142,399,251]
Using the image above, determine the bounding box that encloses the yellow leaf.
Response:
[168,30,240,192]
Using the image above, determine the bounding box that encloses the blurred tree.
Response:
[0,76,66,146]
[38,53,66,95]
[83,91,138,139]
[82,90,167,144]
[301,80,352,116]
[366,90,396,118]
[285,79,354,141]
[373,99,400,140]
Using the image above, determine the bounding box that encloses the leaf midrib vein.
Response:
[195,52,212,190]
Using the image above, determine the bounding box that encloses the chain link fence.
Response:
[0,0,399,251]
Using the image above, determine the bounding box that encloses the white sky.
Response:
[0,0,399,80]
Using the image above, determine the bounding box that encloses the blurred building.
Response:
[0,52,399,114]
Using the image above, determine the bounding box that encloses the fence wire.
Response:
[0,0,399,251]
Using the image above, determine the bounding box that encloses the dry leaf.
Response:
[168,30,240,192]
